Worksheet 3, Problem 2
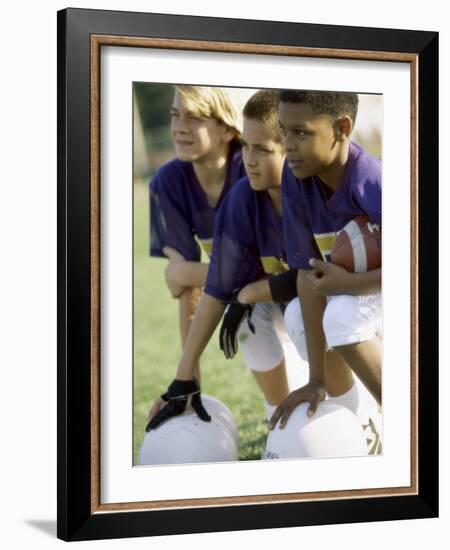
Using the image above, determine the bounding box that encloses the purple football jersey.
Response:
[205,177,289,302]
[282,142,381,270]
[149,140,245,261]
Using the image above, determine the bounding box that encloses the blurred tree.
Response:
[133,91,150,180]
[134,83,174,140]
[133,83,176,177]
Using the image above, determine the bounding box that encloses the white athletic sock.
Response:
[327,381,360,415]
[264,401,278,423]
[353,376,381,425]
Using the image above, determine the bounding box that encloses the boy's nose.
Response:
[173,117,188,132]
[245,150,257,166]
[283,136,296,152]
[281,130,300,151]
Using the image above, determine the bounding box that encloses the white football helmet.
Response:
[138,399,238,466]
[353,377,383,455]
[263,401,368,460]
[200,394,238,445]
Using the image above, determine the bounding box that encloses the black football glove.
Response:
[145,377,211,431]
[219,302,255,359]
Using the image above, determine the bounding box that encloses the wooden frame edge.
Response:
[91,34,101,513]
[92,34,417,62]
[410,55,419,499]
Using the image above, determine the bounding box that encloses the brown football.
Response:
[330,216,382,272]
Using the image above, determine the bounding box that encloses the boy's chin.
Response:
[291,166,312,179]
[175,151,197,162]
[249,180,266,191]
[249,180,277,192]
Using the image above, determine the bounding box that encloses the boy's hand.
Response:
[268,382,326,430]
[163,246,186,263]
[147,397,167,423]
[145,378,211,431]
[163,246,187,298]
[164,261,187,298]
[219,302,255,359]
[306,258,352,296]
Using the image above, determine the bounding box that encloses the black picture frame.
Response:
[57,7,438,542]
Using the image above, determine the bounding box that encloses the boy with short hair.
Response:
[147,89,290,428]
[268,90,382,433]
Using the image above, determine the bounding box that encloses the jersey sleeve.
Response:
[281,168,322,270]
[353,180,382,226]
[204,181,265,302]
[350,153,382,225]
[149,168,201,262]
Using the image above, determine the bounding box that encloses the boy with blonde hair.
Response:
[149,86,248,385]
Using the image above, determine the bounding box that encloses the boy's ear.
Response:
[333,116,353,141]
[222,124,237,144]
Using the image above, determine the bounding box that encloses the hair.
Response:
[243,90,283,143]
[279,90,359,126]
[174,85,252,137]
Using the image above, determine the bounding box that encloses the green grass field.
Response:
[133,180,268,463]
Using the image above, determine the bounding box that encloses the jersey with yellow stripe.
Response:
[149,140,245,262]
[281,142,381,269]
[205,177,288,302]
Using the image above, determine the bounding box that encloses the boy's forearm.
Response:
[297,270,327,386]
[238,269,299,305]
[238,278,271,304]
[176,294,225,380]
[190,262,209,288]
[346,268,381,296]
[178,262,209,288]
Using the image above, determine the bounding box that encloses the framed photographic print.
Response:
[57,7,439,542]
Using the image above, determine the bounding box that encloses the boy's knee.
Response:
[237,303,284,372]
[284,298,303,334]
[283,298,307,360]
[323,295,368,348]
